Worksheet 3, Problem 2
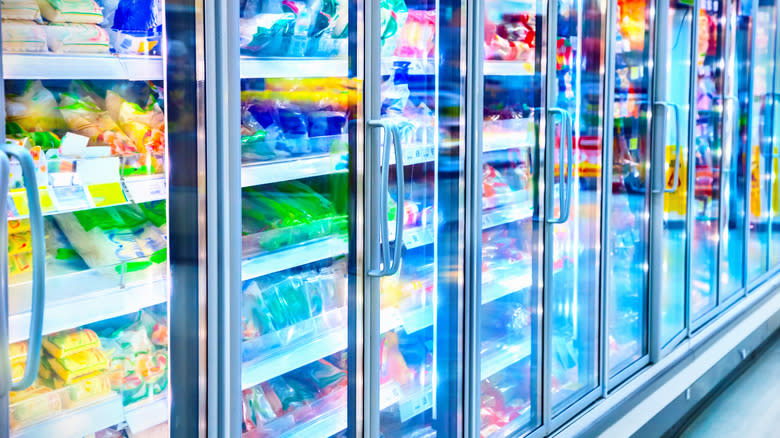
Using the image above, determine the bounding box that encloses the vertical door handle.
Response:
[367,120,405,277]
[368,120,392,277]
[547,107,572,224]
[385,123,405,276]
[0,143,46,392]
[653,101,683,193]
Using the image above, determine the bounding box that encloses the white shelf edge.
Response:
[240,58,348,78]
[241,154,347,187]
[484,60,536,76]
[3,53,163,81]
[124,396,168,434]
[9,278,167,343]
[241,237,348,281]
[11,394,124,438]
[481,340,532,380]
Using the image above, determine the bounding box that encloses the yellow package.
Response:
[9,252,32,276]
[9,341,28,364]
[8,232,31,256]
[9,385,61,430]
[62,374,111,409]
[47,348,108,383]
[8,219,30,234]
[42,329,100,359]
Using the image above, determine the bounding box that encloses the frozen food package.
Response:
[44,23,110,54]
[8,385,61,430]
[1,19,47,52]
[108,0,162,54]
[62,373,112,408]
[58,92,138,155]
[5,81,65,132]
[43,328,101,358]
[2,0,43,21]
[35,0,104,23]
[46,348,109,383]
[105,91,165,154]
[53,204,167,269]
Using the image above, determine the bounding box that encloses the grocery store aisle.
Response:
[679,332,780,438]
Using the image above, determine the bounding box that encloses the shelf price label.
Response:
[8,188,55,217]
[379,383,402,410]
[125,177,167,204]
[88,182,127,207]
[398,388,433,422]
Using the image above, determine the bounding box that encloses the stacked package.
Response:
[1,0,162,54]
[7,219,33,277]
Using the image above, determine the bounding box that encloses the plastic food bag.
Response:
[2,0,42,21]
[58,92,138,155]
[44,23,110,53]
[36,0,104,23]
[5,81,66,132]
[105,91,165,153]
[53,204,167,270]
[1,19,47,52]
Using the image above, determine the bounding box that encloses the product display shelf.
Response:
[388,224,435,250]
[241,236,348,281]
[480,338,532,380]
[2,53,163,81]
[241,306,432,390]
[482,408,532,438]
[483,61,536,76]
[241,154,348,187]
[11,394,124,438]
[272,382,406,438]
[7,174,167,220]
[389,142,437,166]
[382,57,436,75]
[240,57,349,78]
[8,268,166,343]
[481,264,563,306]
[482,199,534,229]
[483,135,535,153]
[123,395,168,434]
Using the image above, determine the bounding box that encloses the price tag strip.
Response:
[398,385,434,422]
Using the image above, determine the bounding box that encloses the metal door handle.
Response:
[0,143,46,392]
[653,101,683,193]
[368,120,392,277]
[547,108,572,224]
[386,123,404,276]
[367,120,404,277]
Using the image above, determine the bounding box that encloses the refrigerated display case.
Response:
[748,0,777,284]
[1,0,175,436]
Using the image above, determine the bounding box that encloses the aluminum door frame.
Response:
[202,0,241,435]
[742,0,760,299]
[166,0,211,436]
[0,19,7,438]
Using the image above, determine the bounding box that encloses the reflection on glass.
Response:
[550,0,605,413]
[608,0,651,376]
[660,0,694,346]
[236,1,354,435]
[720,0,752,300]
[749,0,778,281]
[376,0,439,435]
[479,0,543,435]
[691,2,725,321]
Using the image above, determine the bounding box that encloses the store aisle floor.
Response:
[679,332,780,438]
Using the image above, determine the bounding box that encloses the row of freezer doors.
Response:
[2,0,780,437]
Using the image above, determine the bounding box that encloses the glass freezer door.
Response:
[547,0,607,416]
[691,0,727,323]
[235,0,357,435]
[654,0,695,349]
[719,0,752,301]
[478,0,546,435]
[1,1,172,436]
[748,0,778,283]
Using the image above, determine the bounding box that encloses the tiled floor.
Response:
[680,333,780,438]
